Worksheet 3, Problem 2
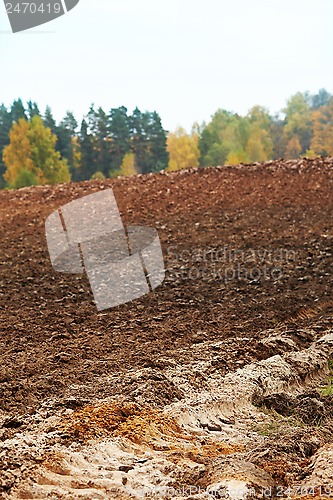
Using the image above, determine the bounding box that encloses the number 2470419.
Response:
[5,3,62,15]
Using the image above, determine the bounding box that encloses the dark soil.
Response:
[1,157,333,414]
[0,157,333,496]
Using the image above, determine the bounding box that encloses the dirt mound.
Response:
[255,391,333,426]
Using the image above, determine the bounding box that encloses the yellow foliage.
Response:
[246,125,273,163]
[303,149,318,159]
[3,119,34,186]
[3,116,70,188]
[91,171,105,180]
[167,127,200,172]
[285,136,302,158]
[310,101,333,156]
[71,136,82,170]
[120,152,137,176]
[226,150,248,165]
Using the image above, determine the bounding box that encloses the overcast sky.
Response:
[1,0,332,131]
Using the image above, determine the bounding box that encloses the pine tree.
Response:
[10,99,26,123]
[85,105,110,177]
[0,104,13,187]
[27,100,41,120]
[96,107,110,176]
[43,106,57,135]
[78,119,96,181]
[147,111,169,172]
[130,108,168,173]
[57,111,79,178]
[129,107,147,173]
[108,106,131,175]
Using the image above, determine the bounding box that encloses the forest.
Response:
[0,88,332,188]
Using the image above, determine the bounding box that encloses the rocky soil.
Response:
[0,157,333,499]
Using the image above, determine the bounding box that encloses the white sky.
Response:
[1,0,332,132]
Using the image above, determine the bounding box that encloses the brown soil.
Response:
[1,156,333,498]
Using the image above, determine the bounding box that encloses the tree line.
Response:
[0,88,332,188]
[168,88,333,172]
[0,101,169,188]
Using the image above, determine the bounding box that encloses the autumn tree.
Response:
[91,171,106,180]
[245,106,273,162]
[0,100,27,186]
[3,119,34,186]
[1,91,333,186]
[28,116,71,184]
[199,110,249,166]
[167,127,200,171]
[224,115,249,164]
[3,116,70,188]
[199,109,234,166]
[270,118,287,159]
[285,136,302,158]
[119,152,137,176]
[310,97,333,156]
[283,92,312,157]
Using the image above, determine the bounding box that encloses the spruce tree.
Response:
[108,106,131,175]
[0,105,13,187]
